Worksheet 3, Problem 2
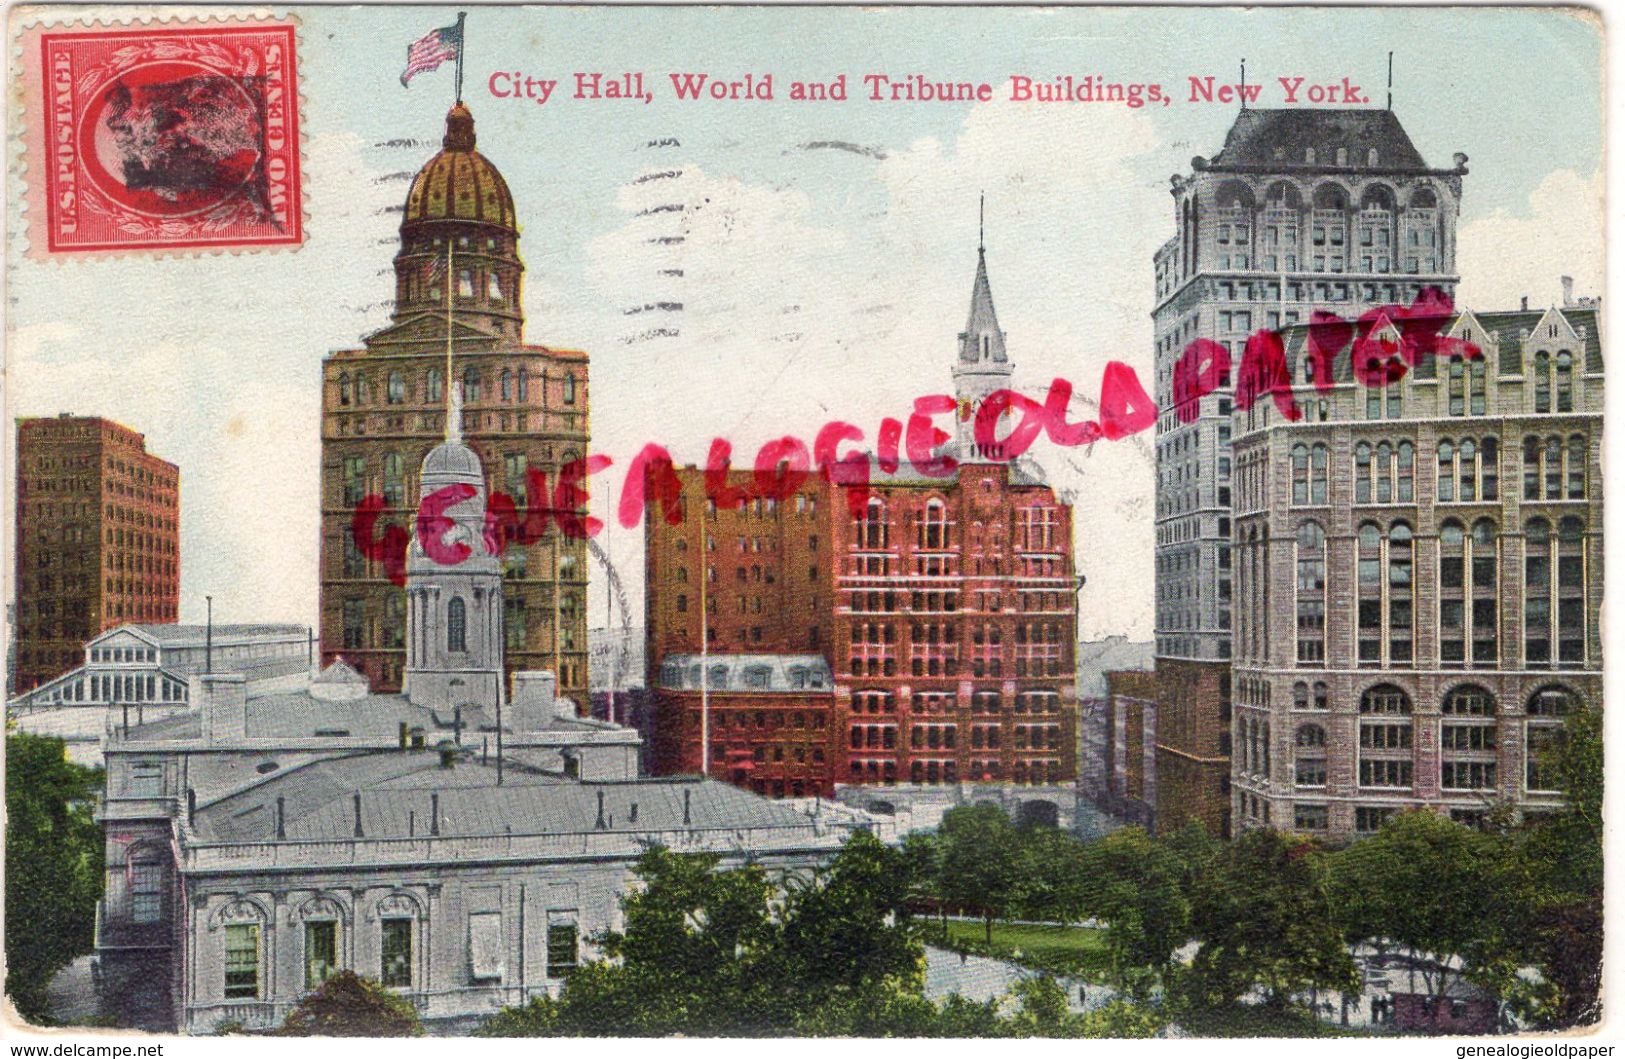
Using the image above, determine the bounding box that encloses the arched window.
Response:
[563,374,578,405]
[1388,523,1414,663]
[1469,519,1498,664]
[1567,435,1586,499]
[1313,681,1329,710]
[1439,519,1467,665]
[1296,522,1326,663]
[1480,437,1499,499]
[1544,436,1562,499]
[920,500,950,549]
[427,368,443,404]
[501,369,513,401]
[1395,441,1414,502]
[1357,522,1383,663]
[1470,358,1487,415]
[464,367,482,403]
[447,597,466,653]
[338,372,352,406]
[387,371,405,405]
[1555,351,1574,412]
[356,374,371,404]
[1291,444,1309,505]
[516,370,528,402]
[383,453,405,506]
[1358,684,1413,789]
[1436,440,1454,501]
[1534,351,1551,412]
[1293,681,1308,710]
[857,499,888,550]
[1457,440,1476,501]
[1442,684,1495,715]
[1375,442,1393,502]
[1309,444,1328,503]
[1355,442,1373,503]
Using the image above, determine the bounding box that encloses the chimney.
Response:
[275,796,286,839]
[409,810,416,837]
[453,705,463,745]
[629,802,639,824]
[1562,275,1575,307]
[1521,296,1529,312]
[353,791,364,837]
[683,788,692,826]
[186,788,196,826]
[198,673,248,742]
[596,790,607,830]
[431,792,441,836]
[399,721,409,749]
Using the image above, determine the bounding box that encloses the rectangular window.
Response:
[225,923,260,999]
[305,921,338,989]
[469,912,504,981]
[130,859,162,923]
[129,761,162,796]
[381,918,412,987]
[547,913,579,976]
[1356,806,1396,833]
[1294,804,1329,831]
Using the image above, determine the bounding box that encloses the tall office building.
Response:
[644,244,1079,798]
[1230,296,1602,840]
[13,414,180,692]
[319,104,591,704]
[1151,107,1468,834]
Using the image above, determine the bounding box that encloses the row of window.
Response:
[336,367,577,409]
[1288,434,1589,510]
[221,912,577,1000]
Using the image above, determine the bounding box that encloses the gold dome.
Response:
[402,104,517,229]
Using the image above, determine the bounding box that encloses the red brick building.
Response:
[318,104,591,703]
[13,414,179,691]
[645,246,1079,797]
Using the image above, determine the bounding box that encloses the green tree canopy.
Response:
[277,971,423,1036]
[5,732,103,1023]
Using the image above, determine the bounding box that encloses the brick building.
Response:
[13,414,179,692]
[1101,669,1158,829]
[645,244,1079,798]
[1151,107,1469,835]
[319,103,590,704]
[1229,298,1603,840]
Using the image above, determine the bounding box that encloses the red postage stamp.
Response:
[25,18,302,255]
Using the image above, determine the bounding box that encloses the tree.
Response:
[1074,826,1190,1000]
[1520,701,1603,1027]
[1186,828,1357,1008]
[277,971,423,1036]
[5,732,103,1023]
[935,804,1025,942]
[1327,810,1528,1009]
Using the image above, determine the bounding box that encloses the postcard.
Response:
[3,3,1607,1042]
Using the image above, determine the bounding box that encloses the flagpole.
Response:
[455,11,467,104]
[445,242,454,438]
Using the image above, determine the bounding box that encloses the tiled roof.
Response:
[1209,109,1428,170]
[192,753,814,843]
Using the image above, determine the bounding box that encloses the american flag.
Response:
[400,20,462,87]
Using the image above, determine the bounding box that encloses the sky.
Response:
[6,5,1604,643]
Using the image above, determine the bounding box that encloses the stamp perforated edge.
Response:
[10,5,311,263]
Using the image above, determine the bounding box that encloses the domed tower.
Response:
[402,398,504,712]
[393,103,525,342]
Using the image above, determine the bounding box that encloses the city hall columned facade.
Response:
[1227,303,1602,840]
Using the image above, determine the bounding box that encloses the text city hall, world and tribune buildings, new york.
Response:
[41,100,1603,1033]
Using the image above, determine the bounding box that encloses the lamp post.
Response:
[205,594,213,673]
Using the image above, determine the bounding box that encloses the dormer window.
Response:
[1336,147,1348,166]
[1368,148,1379,166]
[981,334,989,357]
[1305,147,1317,164]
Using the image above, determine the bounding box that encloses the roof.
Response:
[1278,304,1604,384]
[1207,108,1429,170]
[118,691,440,743]
[958,248,1008,364]
[403,104,516,228]
[100,623,309,648]
[191,752,815,843]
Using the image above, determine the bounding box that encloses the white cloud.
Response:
[1456,168,1603,310]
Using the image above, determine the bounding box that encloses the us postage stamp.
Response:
[18,16,301,255]
[2,2,1611,1046]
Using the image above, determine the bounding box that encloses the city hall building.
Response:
[1227,298,1602,840]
